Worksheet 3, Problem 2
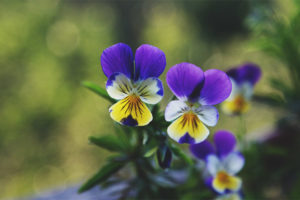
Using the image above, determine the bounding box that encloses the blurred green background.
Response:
[0,0,296,199]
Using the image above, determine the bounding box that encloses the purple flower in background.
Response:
[190,130,245,194]
[165,63,232,144]
[101,43,166,126]
[222,63,262,115]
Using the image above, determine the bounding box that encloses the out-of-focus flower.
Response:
[222,63,261,115]
[101,43,166,126]
[215,192,242,200]
[190,130,245,194]
[165,63,232,144]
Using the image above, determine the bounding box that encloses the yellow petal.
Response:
[212,171,242,193]
[222,95,249,115]
[109,95,152,126]
[167,112,209,144]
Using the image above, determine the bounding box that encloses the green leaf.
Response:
[253,94,285,107]
[78,161,125,193]
[169,144,193,165]
[89,135,125,152]
[144,146,158,157]
[81,81,116,103]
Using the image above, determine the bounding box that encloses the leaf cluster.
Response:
[79,82,203,199]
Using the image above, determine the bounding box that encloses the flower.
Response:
[222,63,261,115]
[190,130,245,194]
[164,63,232,144]
[216,192,243,200]
[101,43,166,126]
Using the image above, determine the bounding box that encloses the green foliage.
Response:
[144,146,158,157]
[78,158,126,193]
[169,143,193,165]
[89,135,126,152]
[81,81,116,103]
[253,5,300,117]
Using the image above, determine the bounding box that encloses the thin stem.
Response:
[237,115,248,150]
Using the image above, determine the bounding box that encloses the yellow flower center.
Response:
[181,112,200,131]
[233,95,247,111]
[222,95,249,114]
[212,171,242,193]
[216,171,231,185]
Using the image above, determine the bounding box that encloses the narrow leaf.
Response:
[89,135,125,152]
[78,161,124,193]
[253,94,285,107]
[81,81,116,103]
[169,144,193,165]
[144,146,158,157]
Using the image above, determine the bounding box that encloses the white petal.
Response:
[194,105,219,126]
[226,79,240,101]
[164,100,189,122]
[240,82,253,100]
[106,73,132,100]
[135,77,163,104]
[223,152,245,175]
[206,154,222,176]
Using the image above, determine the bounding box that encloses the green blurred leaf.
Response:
[81,81,116,103]
[169,144,193,165]
[89,135,125,152]
[269,78,293,96]
[78,160,125,193]
[144,146,158,157]
[253,93,285,107]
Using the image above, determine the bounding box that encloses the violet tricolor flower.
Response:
[101,43,166,126]
[165,63,232,144]
[222,63,261,115]
[190,130,245,194]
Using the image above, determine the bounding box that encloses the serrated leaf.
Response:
[169,144,193,165]
[89,135,125,152]
[78,161,125,193]
[81,81,116,103]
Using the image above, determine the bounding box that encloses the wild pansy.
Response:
[222,63,261,115]
[190,130,245,194]
[101,43,166,126]
[165,63,232,144]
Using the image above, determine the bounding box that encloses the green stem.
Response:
[238,115,248,150]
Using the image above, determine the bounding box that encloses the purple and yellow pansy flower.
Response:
[222,63,261,115]
[164,63,232,144]
[190,130,245,194]
[101,43,166,126]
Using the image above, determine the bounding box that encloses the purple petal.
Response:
[179,133,195,144]
[134,44,166,80]
[204,176,214,191]
[101,43,134,78]
[121,115,138,126]
[189,140,215,160]
[227,63,262,85]
[166,63,205,100]
[213,130,236,157]
[199,69,232,105]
